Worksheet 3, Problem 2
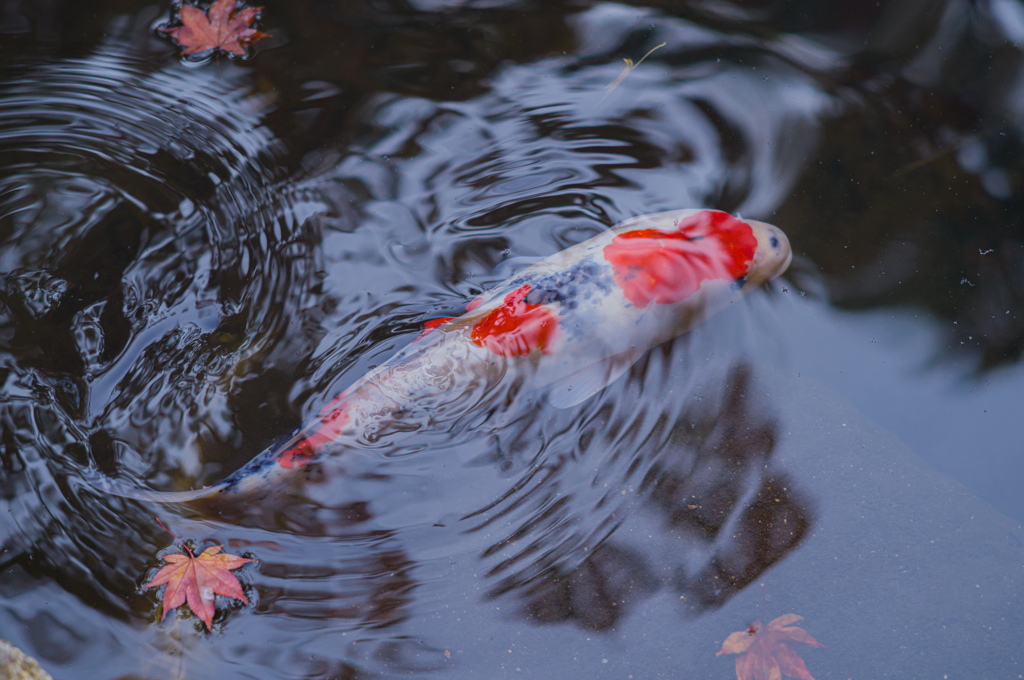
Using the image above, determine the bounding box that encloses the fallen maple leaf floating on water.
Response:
[144,544,253,630]
[717,614,826,680]
[162,0,270,56]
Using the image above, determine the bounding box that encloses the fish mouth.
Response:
[772,247,793,281]
[745,218,792,283]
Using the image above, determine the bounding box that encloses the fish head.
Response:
[744,219,792,286]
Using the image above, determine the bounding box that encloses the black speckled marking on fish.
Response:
[520,259,614,310]
[220,429,301,490]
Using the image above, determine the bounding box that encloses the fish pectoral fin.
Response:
[546,349,643,409]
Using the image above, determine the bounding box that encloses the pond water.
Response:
[1,0,1023,678]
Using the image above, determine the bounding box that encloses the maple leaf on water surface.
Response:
[144,545,253,630]
[717,614,826,680]
[162,0,270,56]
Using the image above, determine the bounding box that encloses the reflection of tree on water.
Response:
[476,364,813,631]
[650,366,812,613]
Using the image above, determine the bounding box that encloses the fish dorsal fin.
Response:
[546,348,644,409]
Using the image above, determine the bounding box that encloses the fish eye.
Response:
[770,236,780,249]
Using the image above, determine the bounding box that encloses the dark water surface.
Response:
[1,0,1023,678]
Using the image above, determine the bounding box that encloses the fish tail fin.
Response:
[79,467,230,504]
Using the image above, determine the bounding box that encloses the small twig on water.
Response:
[593,42,667,109]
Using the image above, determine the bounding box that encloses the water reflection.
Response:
[772,0,1024,371]
[0,35,334,635]
[476,363,812,630]
[0,5,831,675]
[2,0,1023,677]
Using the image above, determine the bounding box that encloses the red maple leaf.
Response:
[144,545,253,629]
[717,614,826,680]
[162,0,270,56]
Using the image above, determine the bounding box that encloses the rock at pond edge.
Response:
[0,640,53,680]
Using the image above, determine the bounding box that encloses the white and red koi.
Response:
[87,209,791,503]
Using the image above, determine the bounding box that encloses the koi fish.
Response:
[86,209,791,503]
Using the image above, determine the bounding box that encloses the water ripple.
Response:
[0,8,828,679]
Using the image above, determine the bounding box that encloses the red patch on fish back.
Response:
[471,284,557,357]
[465,296,486,312]
[602,210,757,309]
[414,316,455,341]
[277,439,315,469]
[307,397,352,447]
[277,397,353,468]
